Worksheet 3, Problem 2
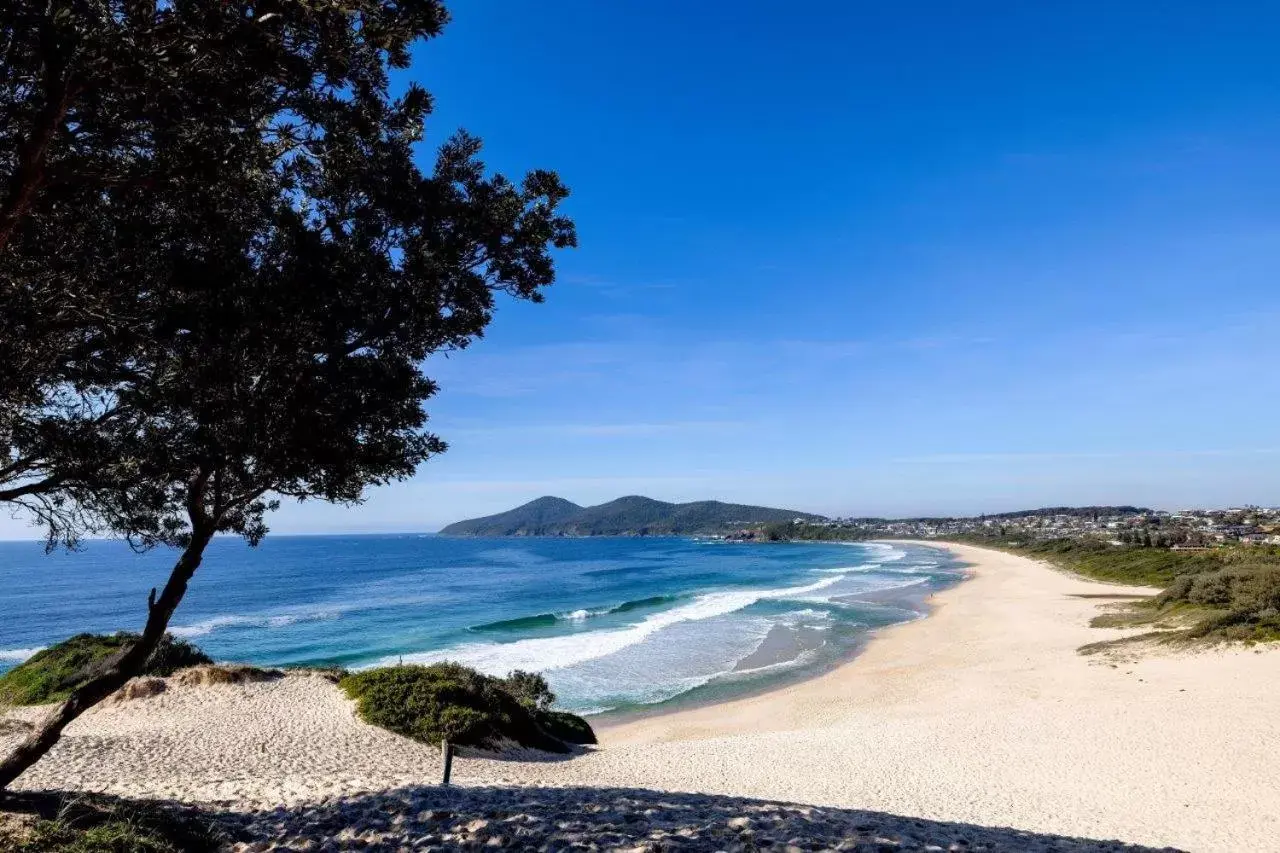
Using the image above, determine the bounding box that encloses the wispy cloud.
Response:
[892,448,1280,465]
[561,273,682,299]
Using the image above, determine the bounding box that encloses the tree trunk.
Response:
[0,529,213,790]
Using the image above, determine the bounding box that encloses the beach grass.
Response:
[0,793,223,852]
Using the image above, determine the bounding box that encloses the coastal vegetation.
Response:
[339,664,595,752]
[755,521,868,542]
[0,792,221,852]
[0,0,574,788]
[441,495,824,536]
[957,536,1280,642]
[720,508,1280,644]
[0,634,210,706]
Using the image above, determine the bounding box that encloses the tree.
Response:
[0,0,575,789]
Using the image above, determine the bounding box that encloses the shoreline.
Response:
[590,539,972,740]
[475,542,1280,851]
[4,542,1279,851]
[591,544,958,727]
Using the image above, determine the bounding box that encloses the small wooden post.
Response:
[441,739,453,785]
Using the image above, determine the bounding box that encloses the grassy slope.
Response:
[0,633,212,706]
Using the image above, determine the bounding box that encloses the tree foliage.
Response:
[2,0,574,550]
[0,0,574,787]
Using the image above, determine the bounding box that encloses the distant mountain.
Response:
[439,496,584,537]
[439,495,825,537]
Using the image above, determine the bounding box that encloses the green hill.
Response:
[437,496,583,536]
[439,495,825,536]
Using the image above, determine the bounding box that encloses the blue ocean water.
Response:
[0,536,964,712]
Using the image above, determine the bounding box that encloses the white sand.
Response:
[4,543,1278,851]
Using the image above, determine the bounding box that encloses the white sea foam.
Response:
[559,605,618,621]
[0,647,43,662]
[730,647,823,677]
[390,573,849,675]
[169,589,447,639]
[172,609,340,638]
[781,608,829,620]
[859,542,907,563]
[792,575,930,605]
[815,563,879,573]
[170,616,240,638]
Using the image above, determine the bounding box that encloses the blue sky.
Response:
[7,1,1280,538]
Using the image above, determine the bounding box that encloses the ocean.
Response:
[0,535,964,713]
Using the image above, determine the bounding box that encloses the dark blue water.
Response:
[0,536,963,712]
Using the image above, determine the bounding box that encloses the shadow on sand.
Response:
[204,784,1185,852]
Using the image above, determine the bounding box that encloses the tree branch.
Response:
[0,18,79,254]
[0,475,66,502]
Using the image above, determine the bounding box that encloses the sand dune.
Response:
[3,543,1277,851]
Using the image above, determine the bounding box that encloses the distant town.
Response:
[732,506,1280,548]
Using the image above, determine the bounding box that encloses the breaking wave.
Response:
[468,595,682,633]
[392,574,849,674]
[171,609,340,639]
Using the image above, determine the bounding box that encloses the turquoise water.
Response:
[0,536,963,712]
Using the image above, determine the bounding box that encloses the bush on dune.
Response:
[538,710,597,745]
[960,535,1280,641]
[0,633,212,706]
[1163,564,1280,640]
[501,669,596,745]
[501,669,556,711]
[1049,543,1280,640]
[340,663,595,752]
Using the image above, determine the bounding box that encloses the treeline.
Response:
[758,522,870,542]
[841,506,1150,524]
[1113,528,1214,547]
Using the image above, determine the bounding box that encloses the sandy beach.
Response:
[4,542,1278,851]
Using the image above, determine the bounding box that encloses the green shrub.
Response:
[0,633,212,706]
[340,663,594,753]
[538,709,597,745]
[501,669,556,711]
[1167,565,1280,640]
[961,535,1280,641]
